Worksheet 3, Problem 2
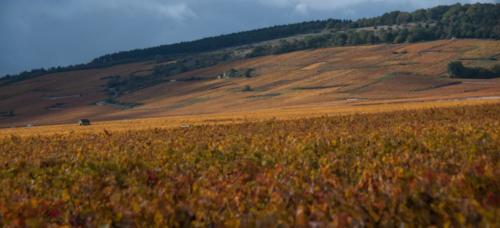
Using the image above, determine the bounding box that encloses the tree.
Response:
[394,29,409,43]
[243,85,252,92]
[347,32,362,45]
[366,31,378,44]
[334,33,348,46]
[247,46,270,58]
[412,9,429,22]
[396,12,411,24]
[273,40,294,54]
[304,35,331,48]
[448,61,465,77]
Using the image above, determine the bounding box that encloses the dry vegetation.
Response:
[0,103,499,227]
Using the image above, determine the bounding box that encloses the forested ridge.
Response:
[2,3,499,81]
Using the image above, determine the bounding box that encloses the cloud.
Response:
[295,3,309,14]
[154,3,197,20]
[113,1,197,21]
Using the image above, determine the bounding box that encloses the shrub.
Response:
[243,85,253,91]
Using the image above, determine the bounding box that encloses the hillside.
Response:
[3,2,500,226]
[3,3,499,80]
[1,39,500,128]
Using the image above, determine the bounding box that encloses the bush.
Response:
[448,61,466,77]
[243,85,253,91]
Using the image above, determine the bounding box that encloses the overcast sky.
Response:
[0,0,496,76]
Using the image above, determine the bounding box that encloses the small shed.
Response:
[78,119,91,126]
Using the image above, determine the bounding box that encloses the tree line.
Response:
[2,3,499,82]
[91,2,500,63]
[247,23,446,57]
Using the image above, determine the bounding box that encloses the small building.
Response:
[78,119,91,126]
[218,68,241,79]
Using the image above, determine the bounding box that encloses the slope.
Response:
[1,39,500,128]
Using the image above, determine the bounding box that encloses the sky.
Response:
[0,0,496,76]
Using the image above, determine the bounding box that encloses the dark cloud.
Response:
[0,0,495,75]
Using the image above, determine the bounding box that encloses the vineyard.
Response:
[0,103,499,226]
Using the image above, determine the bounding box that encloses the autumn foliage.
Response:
[0,104,499,226]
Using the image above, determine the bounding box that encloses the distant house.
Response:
[78,119,91,126]
[217,68,255,79]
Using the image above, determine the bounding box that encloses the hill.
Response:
[1,3,500,127]
[2,3,499,80]
[1,39,500,128]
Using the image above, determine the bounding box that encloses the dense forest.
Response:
[2,3,499,82]
[247,3,500,56]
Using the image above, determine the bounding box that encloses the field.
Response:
[1,102,499,227]
[1,39,500,127]
[1,39,499,227]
